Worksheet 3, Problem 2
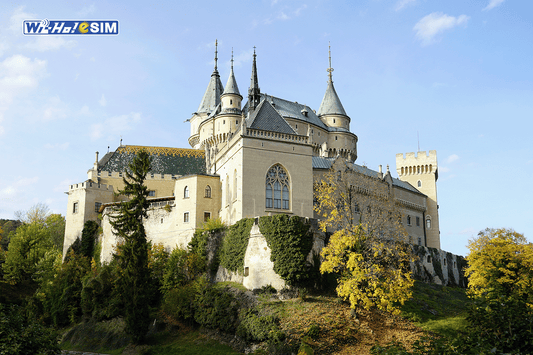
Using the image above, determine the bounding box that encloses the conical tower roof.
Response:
[317,44,347,117]
[197,41,224,114]
[222,49,241,97]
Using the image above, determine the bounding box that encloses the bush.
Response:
[161,283,197,322]
[237,308,285,343]
[219,218,254,273]
[194,283,239,332]
[80,262,123,321]
[0,304,60,355]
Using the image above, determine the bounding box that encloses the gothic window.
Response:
[184,186,189,199]
[205,185,211,198]
[265,164,290,210]
[426,217,431,229]
[418,180,422,187]
[234,170,238,200]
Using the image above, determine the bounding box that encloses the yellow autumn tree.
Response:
[315,163,414,315]
[464,228,533,353]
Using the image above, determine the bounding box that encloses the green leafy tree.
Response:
[465,228,533,353]
[0,304,60,355]
[109,149,152,343]
[315,166,414,315]
[3,222,56,283]
[45,214,66,251]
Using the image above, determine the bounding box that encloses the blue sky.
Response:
[0,0,531,256]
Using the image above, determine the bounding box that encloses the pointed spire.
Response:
[248,47,261,111]
[318,43,347,117]
[197,40,224,114]
[223,48,241,96]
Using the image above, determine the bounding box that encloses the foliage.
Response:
[315,167,414,315]
[80,220,99,259]
[193,282,240,332]
[35,251,91,327]
[258,215,315,287]
[14,202,51,225]
[3,222,56,283]
[237,308,285,343]
[0,303,60,355]
[320,226,414,315]
[200,217,226,233]
[0,219,23,252]
[80,261,123,321]
[161,282,197,322]
[109,149,152,343]
[464,228,533,354]
[161,247,205,293]
[219,218,254,273]
[45,214,66,252]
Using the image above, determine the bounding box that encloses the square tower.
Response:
[396,150,440,249]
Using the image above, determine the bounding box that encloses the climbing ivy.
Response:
[219,218,254,274]
[258,215,314,287]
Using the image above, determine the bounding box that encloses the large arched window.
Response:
[184,186,189,198]
[266,164,290,210]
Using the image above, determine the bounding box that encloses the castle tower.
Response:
[317,44,358,163]
[396,150,440,249]
[220,49,242,114]
[247,48,261,112]
[189,40,224,149]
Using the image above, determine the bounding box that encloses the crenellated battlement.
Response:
[396,150,438,176]
[69,181,114,191]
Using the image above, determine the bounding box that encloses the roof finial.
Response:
[214,39,218,72]
[327,42,334,82]
[231,48,234,70]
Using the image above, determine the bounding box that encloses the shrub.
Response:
[219,218,254,273]
[161,282,197,322]
[194,283,239,332]
[237,308,285,343]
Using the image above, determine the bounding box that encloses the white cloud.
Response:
[458,227,477,236]
[44,142,70,150]
[294,5,307,16]
[90,112,142,141]
[24,36,77,52]
[99,94,107,107]
[54,178,75,193]
[395,0,416,11]
[77,4,96,16]
[9,6,36,34]
[79,105,90,115]
[414,12,470,46]
[0,176,40,203]
[278,12,289,21]
[42,96,68,121]
[0,55,47,122]
[0,125,4,136]
[446,154,460,163]
[439,166,450,173]
[232,49,253,68]
[483,0,505,11]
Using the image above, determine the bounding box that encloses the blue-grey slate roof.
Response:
[312,157,425,195]
[244,94,328,129]
[197,71,224,114]
[248,100,297,134]
[223,67,241,96]
[317,80,347,117]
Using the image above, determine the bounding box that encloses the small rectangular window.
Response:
[73,202,79,214]
[204,212,211,222]
[184,212,189,223]
[416,216,420,227]
[244,267,249,277]
[148,190,155,197]
[94,202,102,213]
[108,172,112,176]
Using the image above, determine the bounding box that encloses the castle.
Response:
[63,45,442,282]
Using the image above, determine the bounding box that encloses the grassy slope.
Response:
[59,281,470,355]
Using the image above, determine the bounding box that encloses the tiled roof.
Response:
[317,80,347,117]
[223,67,241,96]
[248,100,296,134]
[98,145,206,176]
[244,94,328,129]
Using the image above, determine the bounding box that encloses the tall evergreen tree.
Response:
[109,150,152,343]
